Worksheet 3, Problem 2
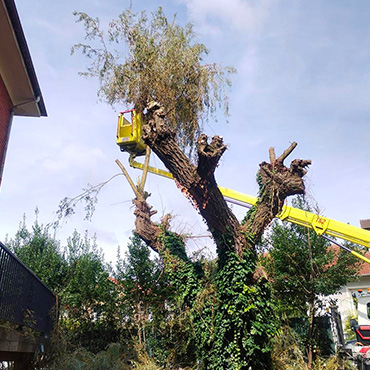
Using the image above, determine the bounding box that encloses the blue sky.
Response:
[0,0,369,263]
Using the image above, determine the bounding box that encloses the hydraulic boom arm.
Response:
[117,110,370,264]
[129,155,370,263]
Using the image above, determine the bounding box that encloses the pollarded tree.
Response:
[124,106,310,369]
[73,7,311,369]
[73,7,234,153]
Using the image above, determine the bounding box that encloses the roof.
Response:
[329,244,370,276]
[0,0,47,117]
[263,245,370,277]
[360,219,370,231]
[359,253,370,275]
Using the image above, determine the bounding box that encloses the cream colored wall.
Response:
[330,275,370,340]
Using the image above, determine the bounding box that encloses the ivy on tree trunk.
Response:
[121,102,311,369]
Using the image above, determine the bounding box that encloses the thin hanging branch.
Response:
[54,172,124,225]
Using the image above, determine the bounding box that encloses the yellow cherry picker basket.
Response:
[116,109,146,156]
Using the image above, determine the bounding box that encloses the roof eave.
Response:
[0,0,47,117]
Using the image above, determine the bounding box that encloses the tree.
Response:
[115,233,196,368]
[115,232,161,347]
[72,7,234,154]
[73,7,312,369]
[59,231,120,353]
[7,216,121,354]
[123,108,310,369]
[7,212,68,293]
[262,196,361,369]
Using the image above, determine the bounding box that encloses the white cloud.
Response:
[180,0,272,35]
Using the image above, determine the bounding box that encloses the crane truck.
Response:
[116,109,370,368]
[328,289,370,370]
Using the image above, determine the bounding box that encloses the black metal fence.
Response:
[0,241,56,334]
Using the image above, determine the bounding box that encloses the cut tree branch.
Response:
[116,157,165,252]
[142,102,244,256]
[269,147,276,163]
[242,143,311,249]
[115,159,139,198]
[276,142,297,164]
[139,146,151,191]
[197,134,227,179]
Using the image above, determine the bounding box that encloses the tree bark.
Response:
[140,103,311,257]
[141,103,244,255]
[242,145,311,249]
[307,299,315,370]
[307,229,315,370]
[118,103,312,369]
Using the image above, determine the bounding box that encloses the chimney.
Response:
[360,219,370,231]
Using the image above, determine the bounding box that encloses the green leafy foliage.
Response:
[154,232,279,370]
[6,214,282,369]
[47,343,131,370]
[115,233,162,347]
[271,325,307,370]
[263,197,360,318]
[7,212,68,292]
[115,232,198,368]
[206,249,277,370]
[160,231,202,305]
[72,7,235,152]
[7,217,120,354]
[59,232,120,353]
[344,311,357,341]
[262,196,361,363]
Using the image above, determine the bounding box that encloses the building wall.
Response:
[330,275,370,340]
[0,74,13,188]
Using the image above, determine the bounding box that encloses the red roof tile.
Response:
[359,256,370,275]
[329,244,370,276]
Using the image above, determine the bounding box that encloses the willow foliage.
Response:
[72,7,235,152]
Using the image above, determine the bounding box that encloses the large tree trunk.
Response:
[141,103,311,256]
[307,230,315,370]
[121,103,311,369]
[141,103,244,255]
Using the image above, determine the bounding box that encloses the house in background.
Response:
[331,219,370,339]
[0,0,46,189]
[333,258,370,324]
[0,1,50,369]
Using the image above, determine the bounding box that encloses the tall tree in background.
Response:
[262,196,360,369]
[60,231,120,353]
[115,232,161,347]
[73,7,311,369]
[7,212,68,293]
[115,233,196,368]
